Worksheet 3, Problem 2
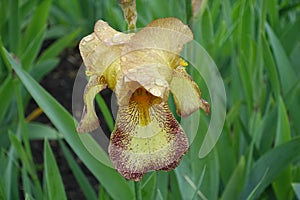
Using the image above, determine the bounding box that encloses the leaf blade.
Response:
[44,140,67,200]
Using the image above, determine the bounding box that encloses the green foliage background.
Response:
[1,0,300,199]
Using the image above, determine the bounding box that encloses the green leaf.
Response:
[59,140,97,200]
[30,58,59,81]
[36,28,81,64]
[239,137,300,199]
[261,35,280,98]
[0,75,14,122]
[169,171,182,200]
[272,96,292,200]
[201,8,214,50]
[275,96,291,145]
[26,122,63,140]
[8,0,20,53]
[9,133,35,178]
[5,160,20,200]
[44,140,67,200]
[220,156,246,200]
[141,173,156,200]
[3,46,134,199]
[265,23,298,96]
[0,174,6,200]
[21,167,33,199]
[280,17,300,55]
[78,134,111,167]
[156,172,168,200]
[21,28,45,71]
[267,0,279,32]
[22,0,52,52]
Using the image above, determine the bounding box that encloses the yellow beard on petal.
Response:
[128,88,170,154]
[130,87,161,126]
[109,87,189,181]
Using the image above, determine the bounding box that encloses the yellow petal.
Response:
[80,39,119,76]
[118,18,193,100]
[94,20,134,44]
[79,20,133,76]
[121,18,193,72]
[108,87,189,181]
[77,75,107,133]
[170,67,210,117]
[120,62,172,99]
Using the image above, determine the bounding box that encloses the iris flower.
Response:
[77,18,210,181]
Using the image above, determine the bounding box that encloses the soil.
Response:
[26,47,113,199]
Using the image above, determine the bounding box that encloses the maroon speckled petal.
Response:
[108,88,189,181]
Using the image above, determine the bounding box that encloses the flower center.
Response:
[130,87,161,126]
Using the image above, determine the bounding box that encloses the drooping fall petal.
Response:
[77,75,107,133]
[108,88,189,181]
[170,66,210,117]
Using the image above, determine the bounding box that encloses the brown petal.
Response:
[170,67,210,117]
[77,75,107,133]
[108,87,189,181]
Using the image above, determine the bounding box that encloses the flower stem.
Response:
[135,181,142,200]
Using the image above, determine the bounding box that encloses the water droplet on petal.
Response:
[85,35,94,42]
[149,87,161,97]
[155,79,165,86]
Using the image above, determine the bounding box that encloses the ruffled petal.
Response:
[94,20,133,44]
[170,67,210,117]
[118,62,172,100]
[118,18,193,99]
[108,88,188,181]
[126,17,193,55]
[79,20,133,76]
[77,75,107,133]
[121,18,193,72]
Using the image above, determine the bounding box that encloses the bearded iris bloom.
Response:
[77,18,210,181]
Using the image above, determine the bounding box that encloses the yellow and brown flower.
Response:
[77,17,210,181]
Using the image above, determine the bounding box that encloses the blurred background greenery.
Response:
[1,0,300,199]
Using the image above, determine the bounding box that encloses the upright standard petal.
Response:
[108,87,189,181]
[94,20,133,44]
[124,17,193,55]
[118,62,172,100]
[77,75,107,133]
[121,18,193,72]
[79,20,134,76]
[77,20,134,133]
[119,18,193,98]
[170,66,210,117]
